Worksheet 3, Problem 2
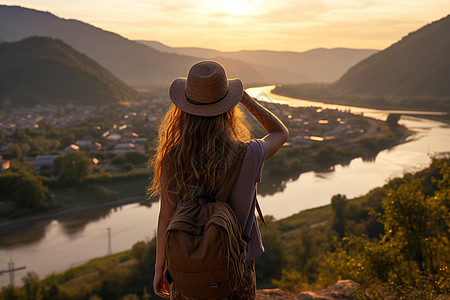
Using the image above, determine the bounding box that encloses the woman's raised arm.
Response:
[240,91,289,160]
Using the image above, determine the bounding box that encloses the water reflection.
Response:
[0,202,154,249]
[0,220,51,247]
[257,146,385,196]
[361,151,379,162]
[59,207,114,236]
[0,202,160,288]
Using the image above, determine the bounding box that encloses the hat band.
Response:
[185,90,229,106]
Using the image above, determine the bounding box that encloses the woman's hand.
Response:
[153,269,170,298]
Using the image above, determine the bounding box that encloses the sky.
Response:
[2,0,449,52]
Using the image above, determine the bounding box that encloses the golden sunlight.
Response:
[208,0,266,16]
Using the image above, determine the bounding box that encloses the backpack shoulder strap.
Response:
[216,143,268,228]
[215,143,247,202]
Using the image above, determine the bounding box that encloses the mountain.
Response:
[1,5,378,86]
[137,40,378,83]
[138,41,223,59]
[0,5,274,87]
[333,15,450,99]
[0,5,199,87]
[0,37,138,107]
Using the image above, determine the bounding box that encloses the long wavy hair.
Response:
[148,105,251,205]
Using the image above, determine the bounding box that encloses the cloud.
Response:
[2,0,449,51]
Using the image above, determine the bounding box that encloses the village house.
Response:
[33,155,58,171]
[64,144,80,152]
[76,138,102,151]
[0,156,10,172]
[114,143,136,154]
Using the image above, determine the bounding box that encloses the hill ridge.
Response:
[0,36,138,107]
[333,14,450,99]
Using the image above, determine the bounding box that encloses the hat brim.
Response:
[169,78,243,117]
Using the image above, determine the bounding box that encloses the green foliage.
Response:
[331,194,348,237]
[54,151,93,185]
[0,285,23,300]
[0,37,138,107]
[22,272,43,300]
[111,151,148,166]
[125,239,157,298]
[96,264,131,300]
[386,113,401,128]
[272,269,307,294]
[319,157,450,297]
[131,241,150,263]
[263,149,304,177]
[256,222,285,287]
[0,162,49,212]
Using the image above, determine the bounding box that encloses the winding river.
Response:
[1,85,449,287]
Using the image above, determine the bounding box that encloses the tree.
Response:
[331,194,348,238]
[386,113,401,128]
[0,163,48,211]
[22,272,43,300]
[256,222,284,286]
[272,269,307,294]
[319,158,450,297]
[314,144,339,166]
[0,285,23,300]
[54,151,92,184]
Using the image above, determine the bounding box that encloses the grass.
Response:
[273,196,368,234]
[42,250,135,296]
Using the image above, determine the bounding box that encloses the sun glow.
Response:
[208,0,266,16]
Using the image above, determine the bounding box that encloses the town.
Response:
[0,96,403,175]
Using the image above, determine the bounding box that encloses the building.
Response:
[0,156,10,172]
[33,155,58,171]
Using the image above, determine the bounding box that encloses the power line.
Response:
[0,260,26,286]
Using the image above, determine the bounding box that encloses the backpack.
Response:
[164,145,265,298]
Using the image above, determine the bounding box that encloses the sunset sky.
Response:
[2,0,449,52]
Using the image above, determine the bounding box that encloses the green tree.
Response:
[314,144,339,166]
[22,272,43,300]
[386,113,401,128]
[272,269,307,294]
[0,163,48,211]
[319,158,450,297]
[0,285,23,300]
[123,152,148,165]
[8,144,23,159]
[54,151,92,184]
[331,194,348,238]
[256,221,284,286]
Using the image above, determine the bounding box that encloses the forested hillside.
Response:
[333,14,450,99]
[0,37,138,107]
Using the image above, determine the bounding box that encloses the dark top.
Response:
[228,139,267,261]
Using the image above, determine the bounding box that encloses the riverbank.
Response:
[271,84,450,124]
[257,101,413,195]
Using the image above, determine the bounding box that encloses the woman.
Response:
[150,61,289,299]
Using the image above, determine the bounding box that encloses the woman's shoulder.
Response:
[246,139,267,153]
[244,139,268,162]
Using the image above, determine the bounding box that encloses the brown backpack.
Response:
[165,145,257,298]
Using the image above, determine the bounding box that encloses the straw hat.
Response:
[169,61,243,116]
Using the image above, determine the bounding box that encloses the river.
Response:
[1,85,449,287]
